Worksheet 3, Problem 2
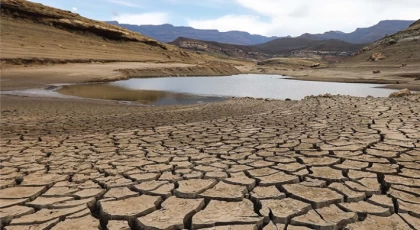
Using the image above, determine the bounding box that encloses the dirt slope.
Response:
[0,0,205,64]
[345,19,420,65]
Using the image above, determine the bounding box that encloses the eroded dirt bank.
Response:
[0,61,240,90]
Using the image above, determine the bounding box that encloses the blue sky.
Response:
[30,0,419,36]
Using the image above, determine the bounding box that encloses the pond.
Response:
[55,74,398,105]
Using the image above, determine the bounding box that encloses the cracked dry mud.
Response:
[1,95,420,230]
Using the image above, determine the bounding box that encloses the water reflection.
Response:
[57,84,225,106]
[56,74,400,104]
[109,74,398,99]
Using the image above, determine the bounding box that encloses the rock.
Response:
[192,199,263,229]
[260,198,312,224]
[373,70,381,74]
[388,39,397,45]
[99,196,162,221]
[136,196,205,229]
[282,184,343,209]
[389,89,411,98]
[310,63,320,68]
[369,52,386,61]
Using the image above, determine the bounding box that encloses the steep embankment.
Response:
[0,0,202,64]
[346,19,420,65]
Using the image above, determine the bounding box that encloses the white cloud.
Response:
[188,15,273,35]
[71,7,78,12]
[189,0,420,36]
[112,12,169,25]
[107,0,140,8]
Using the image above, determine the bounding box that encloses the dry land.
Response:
[1,75,420,229]
[1,1,420,229]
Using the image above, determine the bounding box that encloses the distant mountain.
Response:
[254,38,364,55]
[107,19,415,47]
[170,36,365,60]
[299,20,415,44]
[106,21,278,45]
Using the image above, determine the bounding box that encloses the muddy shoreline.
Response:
[2,61,420,92]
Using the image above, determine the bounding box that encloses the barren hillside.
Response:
[0,0,205,64]
[346,19,420,65]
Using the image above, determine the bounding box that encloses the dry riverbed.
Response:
[1,61,420,229]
